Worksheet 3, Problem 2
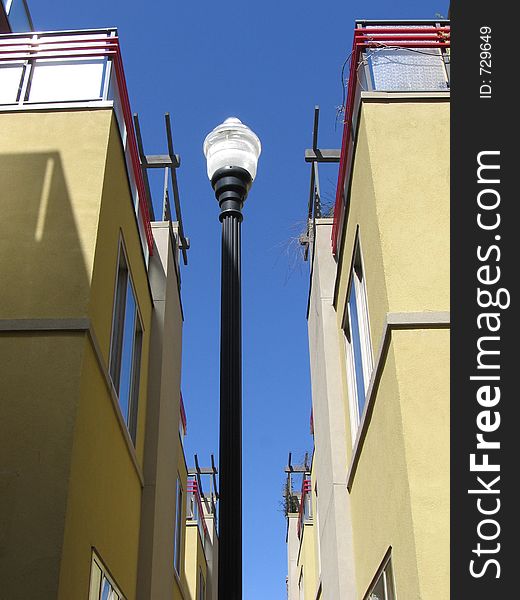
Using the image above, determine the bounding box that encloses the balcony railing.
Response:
[331,21,450,255]
[297,478,312,539]
[0,28,154,258]
[186,478,208,543]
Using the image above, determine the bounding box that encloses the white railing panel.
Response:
[28,57,106,103]
[0,61,24,103]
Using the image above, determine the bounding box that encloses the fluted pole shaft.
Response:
[213,167,251,600]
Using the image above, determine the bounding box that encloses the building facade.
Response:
[286,19,450,600]
[0,10,216,600]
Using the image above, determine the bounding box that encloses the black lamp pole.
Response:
[212,166,252,600]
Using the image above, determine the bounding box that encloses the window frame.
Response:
[108,237,143,444]
[363,551,396,600]
[342,235,374,443]
[88,550,126,600]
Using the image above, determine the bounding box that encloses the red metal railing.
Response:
[0,32,154,254]
[331,25,450,255]
[187,478,208,539]
[180,392,187,436]
[297,478,312,538]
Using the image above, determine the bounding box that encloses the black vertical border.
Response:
[451,1,517,597]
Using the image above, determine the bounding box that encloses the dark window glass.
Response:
[109,245,143,444]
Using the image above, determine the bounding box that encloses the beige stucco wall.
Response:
[201,503,218,600]
[137,221,184,600]
[334,99,449,599]
[286,514,300,600]
[307,220,357,600]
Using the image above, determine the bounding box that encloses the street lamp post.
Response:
[203,117,261,599]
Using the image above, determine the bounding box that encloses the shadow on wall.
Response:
[0,151,90,599]
[0,151,91,318]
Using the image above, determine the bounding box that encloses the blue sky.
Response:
[32,1,448,597]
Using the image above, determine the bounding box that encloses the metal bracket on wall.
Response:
[284,451,311,506]
[134,112,190,265]
[284,451,311,474]
[188,453,219,500]
[301,106,340,261]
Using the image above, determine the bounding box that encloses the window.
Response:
[198,567,206,600]
[343,240,373,439]
[365,556,396,600]
[89,552,126,600]
[109,242,143,444]
[173,476,183,576]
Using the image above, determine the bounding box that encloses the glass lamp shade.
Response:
[203,117,261,181]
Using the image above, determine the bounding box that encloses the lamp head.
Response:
[203,117,261,182]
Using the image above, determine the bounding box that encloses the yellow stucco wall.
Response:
[1,109,115,599]
[0,108,155,599]
[57,110,153,600]
[0,110,111,317]
[175,441,189,600]
[57,341,144,600]
[334,99,449,599]
[335,105,390,448]
[184,522,208,600]
[0,333,86,599]
[347,344,421,599]
[87,112,153,465]
[394,328,450,600]
[363,101,450,315]
[295,462,319,599]
[346,330,450,600]
[297,522,318,600]
[336,100,450,353]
